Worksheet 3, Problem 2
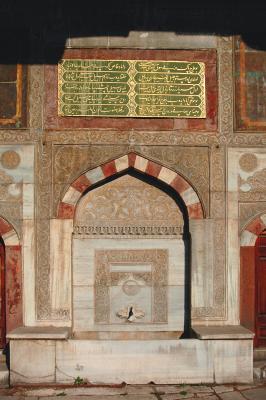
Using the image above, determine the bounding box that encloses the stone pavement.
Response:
[0,383,265,400]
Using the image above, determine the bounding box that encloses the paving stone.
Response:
[23,388,57,396]
[155,385,189,394]
[0,397,37,400]
[59,386,127,396]
[42,397,124,400]
[234,385,256,391]
[240,387,266,400]
[126,385,156,394]
[119,396,157,400]
[197,394,217,398]
[42,395,157,400]
[219,392,246,400]
[189,385,213,393]
[160,393,195,400]
[213,385,234,394]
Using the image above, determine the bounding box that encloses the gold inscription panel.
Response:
[58,59,206,118]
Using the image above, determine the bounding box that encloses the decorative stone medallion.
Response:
[239,153,258,173]
[122,279,141,296]
[1,150,21,169]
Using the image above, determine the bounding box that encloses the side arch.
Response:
[57,153,205,220]
[240,212,266,343]
[241,213,266,247]
[0,216,22,341]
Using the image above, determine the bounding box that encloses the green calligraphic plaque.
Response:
[58,59,206,118]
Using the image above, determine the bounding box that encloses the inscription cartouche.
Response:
[58,59,206,118]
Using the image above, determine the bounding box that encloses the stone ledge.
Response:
[66,32,217,49]
[7,326,70,340]
[192,325,254,340]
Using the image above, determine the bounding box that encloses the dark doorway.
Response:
[0,239,6,348]
[255,232,266,347]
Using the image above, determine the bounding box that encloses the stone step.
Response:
[253,360,266,380]
[0,363,9,387]
[254,347,266,361]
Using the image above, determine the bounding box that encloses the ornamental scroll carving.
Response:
[217,36,233,137]
[74,175,184,235]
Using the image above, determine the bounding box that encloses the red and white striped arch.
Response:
[0,216,23,333]
[57,153,204,220]
[241,213,266,247]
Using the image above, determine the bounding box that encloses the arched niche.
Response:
[72,174,186,337]
[240,213,266,346]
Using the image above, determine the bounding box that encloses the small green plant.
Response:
[179,390,188,396]
[74,375,84,385]
[56,392,66,396]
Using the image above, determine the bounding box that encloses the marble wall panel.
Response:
[55,339,213,384]
[190,219,214,309]
[23,219,35,326]
[9,337,253,384]
[50,219,72,320]
[10,340,56,384]
[22,183,34,219]
[213,340,253,383]
[72,238,184,332]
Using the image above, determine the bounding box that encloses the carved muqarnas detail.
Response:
[94,249,168,325]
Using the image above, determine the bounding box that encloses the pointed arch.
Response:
[57,152,204,220]
[240,213,266,247]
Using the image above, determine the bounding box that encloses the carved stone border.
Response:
[35,141,53,319]
[217,36,234,139]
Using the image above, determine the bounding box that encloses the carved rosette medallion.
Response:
[1,151,21,169]
[239,153,258,172]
